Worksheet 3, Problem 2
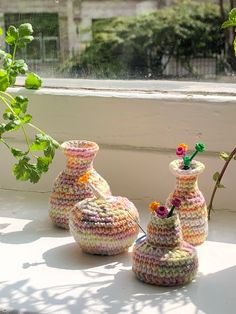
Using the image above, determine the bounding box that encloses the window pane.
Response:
[1,0,236,81]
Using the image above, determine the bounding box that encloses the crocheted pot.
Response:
[49,140,111,229]
[166,159,208,246]
[69,196,139,255]
[132,213,198,286]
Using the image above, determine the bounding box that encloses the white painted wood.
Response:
[1,81,235,210]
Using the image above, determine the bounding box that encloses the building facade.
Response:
[0,0,165,66]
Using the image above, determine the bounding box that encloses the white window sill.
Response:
[0,189,235,314]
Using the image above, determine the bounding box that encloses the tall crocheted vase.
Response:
[49,140,111,229]
[69,196,139,255]
[132,213,198,286]
[166,159,208,246]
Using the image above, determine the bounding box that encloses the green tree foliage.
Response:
[76,1,224,78]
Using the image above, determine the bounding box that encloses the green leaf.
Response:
[3,112,15,121]
[219,152,229,161]
[4,120,21,132]
[5,26,18,45]
[18,23,33,37]
[13,157,41,183]
[13,59,28,74]
[221,20,236,29]
[216,182,226,189]
[25,72,42,89]
[0,123,6,136]
[18,36,34,48]
[14,96,28,114]
[229,8,236,23]
[213,172,220,182]
[11,148,27,158]
[37,156,52,173]
[20,114,32,125]
[30,141,48,151]
[0,27,3,36]
[0,69,10,91]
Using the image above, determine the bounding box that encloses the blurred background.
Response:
[0,0,236,81]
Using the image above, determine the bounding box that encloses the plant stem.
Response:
[0,95,36,158]
[167,205,175,218]
[190,150,198,162]
[208,146,236,219]
[126,211,146,235]
[0,95,16,115]
[0,91,15,102]
[0,138,12,151]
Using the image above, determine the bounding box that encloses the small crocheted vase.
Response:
[49,140,111,229]
[132,213,198,286]
[166,159,208,246]
[69,196,139,255]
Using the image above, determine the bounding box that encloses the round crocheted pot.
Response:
[132,214,198,286]
[49,140,111,229]
[69,196,139,255]
[166,159,208,246]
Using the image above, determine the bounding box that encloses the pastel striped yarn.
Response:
[69,196,139,255]
[166,159,208,246]
[49,140,111,229]
[132,214,198,286]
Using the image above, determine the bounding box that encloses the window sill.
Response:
[0,189,235,314]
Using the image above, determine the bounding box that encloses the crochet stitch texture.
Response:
[132,214,198,286]
[49,140,111,229]
[69,196,139,255]
[166,159,208,246]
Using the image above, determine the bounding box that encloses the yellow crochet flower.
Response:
[149,201,160,212]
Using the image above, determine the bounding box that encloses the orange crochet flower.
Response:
[178,143,188,151]
[78,172,91,184]
[149,201,160,212]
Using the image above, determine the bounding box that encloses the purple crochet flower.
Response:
[156,205,169,218]
[171,198,181,208]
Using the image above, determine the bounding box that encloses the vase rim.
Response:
[150,212,179,224]
[169,159,205,176]
[61,140,99,155]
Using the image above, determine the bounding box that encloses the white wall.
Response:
[1,80,235,211]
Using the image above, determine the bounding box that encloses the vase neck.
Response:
[147,214,182,247]
[64,153,95,175]
[175,175,199,193]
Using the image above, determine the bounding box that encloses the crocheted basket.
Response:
[49,140,111,229]
[132,213,198,286]
[166,159,208,246]
[69,196,139,255]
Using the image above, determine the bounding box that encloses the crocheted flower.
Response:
[176,142,206,170]
[171,198,181,208]
[176,143,188,158]
[176,146,186,157]
[149,201,160,212]
[195,143,205,152]
[78,172,91,184]
[156,205,169,218]
[179,143,188,151]
[167,198,182,218]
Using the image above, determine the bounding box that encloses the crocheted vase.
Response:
[69,196,139,255]
[132,213,198,286]
[49,140,111,229]
[166,159,208,246]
